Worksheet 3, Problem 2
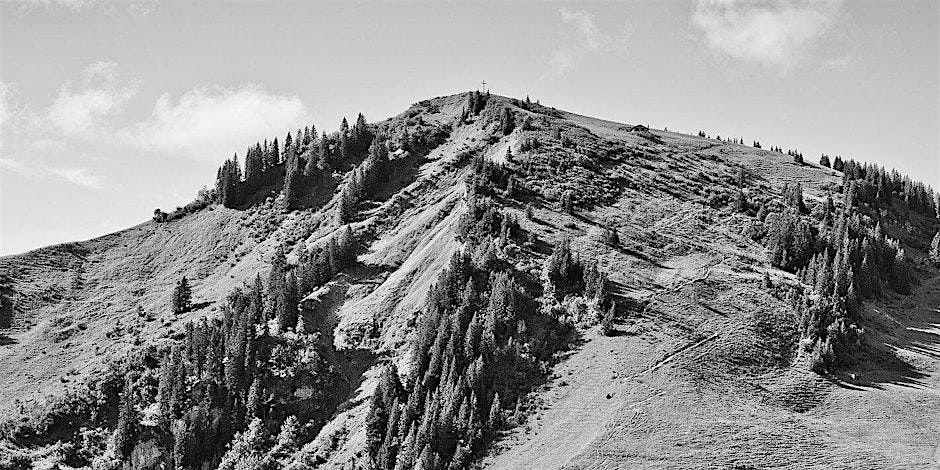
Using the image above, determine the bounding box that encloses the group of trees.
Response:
[785,149,804,164]
[839,158,937,218]
[336,135,392,223]
[215,114,377,211]
[293,226,358,301]
[108,277,345,469]
[364,242,580,470]
[759,176,924,370]
[106,220,365,467]
[467,155,518,199]
[364,152,614,469]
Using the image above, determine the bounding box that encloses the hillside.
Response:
[1,91,938,469]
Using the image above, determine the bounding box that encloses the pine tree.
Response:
[280,133,291,161]
[500,107,515,135]
[369,135,390,182]
[172,276,192,314]
[488,393,502,432]
[318,131,331,168]
[336,182,358,224]
[733,188,747,213]
[281,271,299,332]
[113,376,138,458]
[282,150,305,210]
[929,232,940,264]
[269,137,280,167]
[601,302,616,336]
[603,225,620,246]
[267,245,287,328]
[560,190,574,214]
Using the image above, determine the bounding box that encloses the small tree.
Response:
[560,191,574,214]
[733,188,747,213]
[113,376,138,458]
[603,225,620,246]
[601,302,616,336]
[172,276,191,314]
[153,209,168,222]
[819,154,831,168]
[488,393,503,432]
[929,232,940,264]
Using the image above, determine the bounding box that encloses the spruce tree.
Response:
[283,151,305,210]
[267,245,287,327]
[172,276,192,314]
[113,376,138,458]
[601,302,616,336]
[283,271,299,332]
[929,232,940,264]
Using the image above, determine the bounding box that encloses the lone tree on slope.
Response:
[172,276,192,314]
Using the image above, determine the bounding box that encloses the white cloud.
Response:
[549,9,633,76]
[549,50,575,74]
[14,0,98,10]
[692,0,841,69]
[0,158,102,189]
[48,166,103,188]
[0,83,13,129]
[124,84,308,160]
[11,0,155,14]
[559,8,602,51]
[47,61,139,138]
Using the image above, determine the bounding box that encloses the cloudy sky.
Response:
[1,0,937,255]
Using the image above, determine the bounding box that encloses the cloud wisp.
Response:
[47,61,140,138]
[692,0,841,69]
[123,84,309,161]
[559,7,603,51]
[2,62,311,192]
[549,8,633,75]
[0,158,103,189]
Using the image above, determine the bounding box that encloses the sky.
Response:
[1,0,937,256]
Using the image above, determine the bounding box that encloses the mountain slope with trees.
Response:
[1,91,938,469]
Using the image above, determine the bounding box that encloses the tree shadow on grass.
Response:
[0,332,15,346]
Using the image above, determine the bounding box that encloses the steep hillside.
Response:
[1,92,938,469]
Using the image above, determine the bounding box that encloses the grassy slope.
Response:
[482,115,940,469]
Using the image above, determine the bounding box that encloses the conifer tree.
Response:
[601,302,616,336]
[560,190,574,214]
[488,393,502,432]
[500,107,515,135]
[282,150,305,210]
[282,271,299,332]
[266,245,288,327]
[603,225,620,246]
[113,376,138,458]
[929,232,940,264]
[335,184,355,224]
[172,276,192,314]
[269,137,280,168]
[733,188,747,213]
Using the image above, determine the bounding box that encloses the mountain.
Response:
[1,91,938,469]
